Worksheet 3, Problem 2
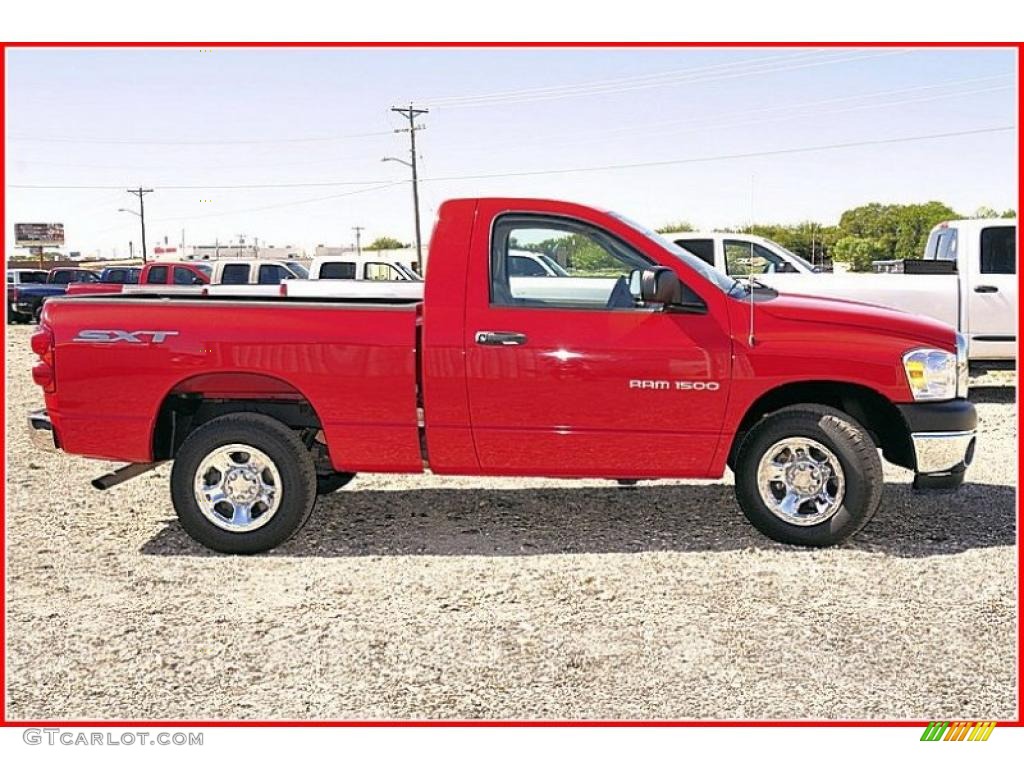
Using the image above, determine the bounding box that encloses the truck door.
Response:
[463,211,732,478]
[965,224,1017,358]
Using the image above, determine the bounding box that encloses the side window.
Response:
[258,264,286,284]
[676,238,715,267]
[221,264,250,285]
[104,269,125,283]
[146,266,168,284]
[7,272,13,284]
[364,263,402,281]
[980,226,1016,275]
[320,262,356,279]
[724,240,793,275]
[174,266,199,285]
[491,216,650,309]
[935,230,958,262]
[508,254,548,276]
[923,230,941,260]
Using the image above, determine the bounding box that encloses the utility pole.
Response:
[124,187,153,262]
[352,226,364,257]
[389,104,429,269]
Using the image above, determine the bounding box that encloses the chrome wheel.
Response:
[756,437,846,526]
[192,443,282,532]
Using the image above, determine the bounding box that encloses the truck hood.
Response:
[750,291,956,349]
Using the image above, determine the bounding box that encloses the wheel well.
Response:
[728,381,914,470]
[151,373,329,468]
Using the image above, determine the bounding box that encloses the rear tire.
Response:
[734,405,883,547]
[170,413,317,554]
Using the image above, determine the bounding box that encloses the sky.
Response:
[4,46,1018,258]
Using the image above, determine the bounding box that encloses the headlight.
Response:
[955,332,969,398]
[903,347,957,401]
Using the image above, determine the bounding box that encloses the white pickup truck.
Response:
[664,219,1017,362]
[308,254,421,281]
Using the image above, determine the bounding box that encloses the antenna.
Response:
[748,174,756,347]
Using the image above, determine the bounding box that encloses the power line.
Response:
[428,49,911,108]
[10,125,1014,193]
[426,48,831,104]
[7,129,395,146]
[416,125,1016,182]
[10,179,399,190]
[431,74,1014,156]
[147,182,404,224]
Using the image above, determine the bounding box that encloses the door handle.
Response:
[974,285,999,293]
[475,330,528,346]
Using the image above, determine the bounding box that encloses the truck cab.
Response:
[309,255,421,281]
[662,231,818,276]
[209,259,307,285]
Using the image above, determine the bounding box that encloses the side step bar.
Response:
[92,462,164,491]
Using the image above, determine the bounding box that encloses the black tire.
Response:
[734,405,883,547]
[316,471,356,495]
[170,413,317,554]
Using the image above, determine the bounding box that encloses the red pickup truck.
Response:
[66,261,210,296]
[28,198,976,554]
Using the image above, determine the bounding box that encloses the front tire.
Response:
[734,405,883,547]
[170,413,317,554]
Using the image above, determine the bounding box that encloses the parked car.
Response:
[9,267,99,322]
[8,268,50,286]
[664,220,1017,361]
[28,197,975,554]
[65,266,142,296]
[309,255,421,281]
[68,262,211,297]
[7,269,49,322]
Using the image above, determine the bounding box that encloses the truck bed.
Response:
[42,294,424,472]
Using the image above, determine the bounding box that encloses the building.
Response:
[184,243,306,261]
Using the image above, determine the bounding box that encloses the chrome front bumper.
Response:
[27,409,58,452]
[911,430,976,475]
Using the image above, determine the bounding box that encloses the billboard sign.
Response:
[15,223,65,247]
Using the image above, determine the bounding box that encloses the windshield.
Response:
[286,261,309,279]
[21,271,49,284]
[193,263,213,278]
[760,237,816,272]
[609,211,736,293]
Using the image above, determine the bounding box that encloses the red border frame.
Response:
[0,40,1019,729]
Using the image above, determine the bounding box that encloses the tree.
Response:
[972,206,1000,219]
[365,236,408,251]
[655,221,695,234]
[831,236,883,272]
[839,201,958,261]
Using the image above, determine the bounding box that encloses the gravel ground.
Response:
[4,324,1017,721]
